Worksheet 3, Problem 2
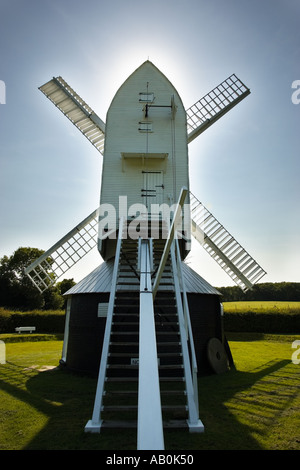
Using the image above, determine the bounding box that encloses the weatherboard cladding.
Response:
[64,260,220,296]
[99,61,189,224]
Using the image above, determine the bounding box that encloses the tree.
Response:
[57,278,76,296]
[56,278,76,308]
[0,247,65,310]
[216,282,300,301]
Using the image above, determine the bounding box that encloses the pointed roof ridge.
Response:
[107,59,185,113]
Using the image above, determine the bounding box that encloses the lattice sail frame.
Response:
[186,74,250,143]
[25,209,99,293]
[39,76,105,155]
[26,72,265,292]
[38,73,249,156]
[190,192,266,291]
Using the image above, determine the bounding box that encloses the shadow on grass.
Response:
[0,356,294,450]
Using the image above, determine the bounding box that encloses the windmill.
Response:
[25,61,266,449]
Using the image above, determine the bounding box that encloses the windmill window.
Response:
[139,121,153,132]
[139,92,154,102]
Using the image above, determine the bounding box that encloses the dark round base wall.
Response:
[65,292,225,376]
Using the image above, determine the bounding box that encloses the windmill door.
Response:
[141,171,164,213]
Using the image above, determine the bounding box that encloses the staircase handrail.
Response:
[170,242,203,431]
[152,186,188,299]
[85,217,125,431]
[174,238,199,416]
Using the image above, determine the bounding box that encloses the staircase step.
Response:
[155,315,179,320]
[159,364,184,369]
[103,389,185,397]
[107,364,183,370]
[109,342,139,346]
[113,314,139,319]
[101,405,188,412]
[113,310,139,315]
[105,376,185,382]
[93,232,196,432]
[114,302,139,307]
[102,405,137,411]
[101,420,137,429]
[156,331,180,335]
[111,331,139,335]
[108,352,138,357]
[160,377,185,382]
[108,352,182,358]
[100,420,188,429]
[158,352,183,357]
[109,341,181,346]
[106,377,139,382]
[154,307,178,313]
[107,364,138,369]
[114,294,140,299]
[104,390,138,396]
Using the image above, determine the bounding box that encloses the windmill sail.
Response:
[25,209,99,292]
[39,76,106,154]
[190,192,266,291]
[26,70,263,295]
[186,74,250,143]
[25,192,266,293]
[39,74,250,155]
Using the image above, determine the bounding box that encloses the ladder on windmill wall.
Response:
[190,192,266,291]
[85,217,203,449]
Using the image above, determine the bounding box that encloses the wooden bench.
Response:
[15,326,36,334]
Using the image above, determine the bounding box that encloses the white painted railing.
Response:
[170,241,204,432]
[61,298,71,363]
[174,238,199,417]
[152,187,188,299]
[85,217,124,433]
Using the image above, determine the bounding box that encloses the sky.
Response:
[0,0,299,288]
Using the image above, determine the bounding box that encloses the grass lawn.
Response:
[223,301,300,314]
[0,335,299,450]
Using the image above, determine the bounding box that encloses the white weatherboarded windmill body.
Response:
[25,61,266,450]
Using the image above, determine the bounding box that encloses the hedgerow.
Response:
[1,306,299,335]
[0,307,65,334]
[224,310,300,334]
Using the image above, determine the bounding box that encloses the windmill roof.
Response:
[64,260,220,296]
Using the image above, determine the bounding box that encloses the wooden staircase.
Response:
[85,215,203,447]
[100,234,189,429]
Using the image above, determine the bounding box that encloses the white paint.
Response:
[98,61,190,260]
[85,218,125,433]
[137,239,164,450]
[0,341,6,364]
